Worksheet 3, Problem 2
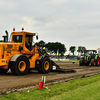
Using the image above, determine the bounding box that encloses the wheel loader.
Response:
[0,28,72,75]
[79,50,99,66]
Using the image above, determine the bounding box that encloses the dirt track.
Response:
[0,63,100,95]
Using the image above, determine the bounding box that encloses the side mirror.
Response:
[36,35,38,40]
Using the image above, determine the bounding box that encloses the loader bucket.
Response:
[51,60,76,73]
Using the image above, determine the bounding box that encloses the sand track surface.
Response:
[0,63,100,94]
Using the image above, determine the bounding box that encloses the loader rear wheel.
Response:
[91,59,96,66]
[38,57,51,74]
[11,57,29,75]
[0,69,9,74]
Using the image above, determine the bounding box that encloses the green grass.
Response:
[1,74,100,100]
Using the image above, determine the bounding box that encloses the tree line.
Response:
[35,40,86,56]
[35,40,66,56]
[69,46,86,56]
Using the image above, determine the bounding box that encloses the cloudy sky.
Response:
[0,0,100,54]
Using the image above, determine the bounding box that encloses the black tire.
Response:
[79,59,84,66]
[91,59,96,66]
[11,56,29,75]
[38,57,52,74]
[0,69,9,74]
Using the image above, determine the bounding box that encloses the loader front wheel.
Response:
[11,57,29,75]
[38,57,51,74]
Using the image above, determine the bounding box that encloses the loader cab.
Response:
[11,29,36,51]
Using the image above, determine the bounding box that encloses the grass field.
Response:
[1,74,100,100]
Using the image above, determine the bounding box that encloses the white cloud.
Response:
[0,0,100,54]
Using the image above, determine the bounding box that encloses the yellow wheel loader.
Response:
[0,28,75,75]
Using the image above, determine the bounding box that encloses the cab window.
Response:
[25,34,33,51]
[13,35,22,42]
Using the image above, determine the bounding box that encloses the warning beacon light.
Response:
[13,28,15,31]
[22,27,24,31]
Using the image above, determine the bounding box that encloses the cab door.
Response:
[25,34,33,51]
[22,33,35,56]
[24,34,36,68]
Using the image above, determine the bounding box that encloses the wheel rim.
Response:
[94,60,96,65]
[18,61,26,71]
[44,61,49,70]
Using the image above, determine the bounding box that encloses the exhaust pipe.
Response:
[5,30,8,42]
[2,30,8,42]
